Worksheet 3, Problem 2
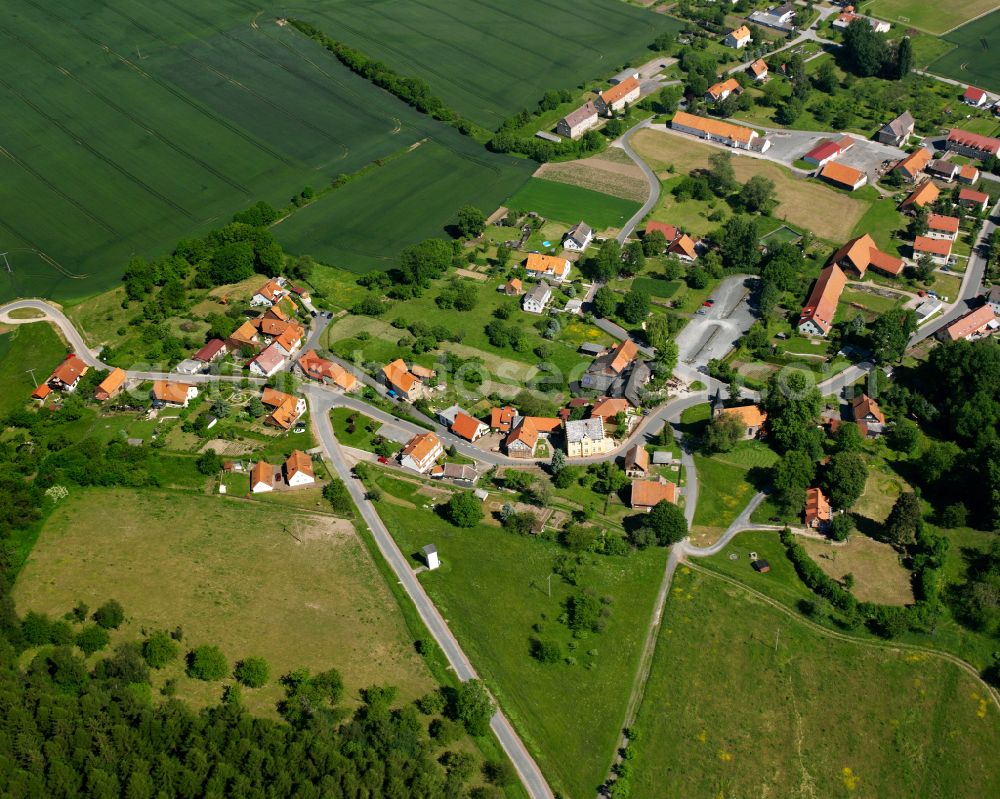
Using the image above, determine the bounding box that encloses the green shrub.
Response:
[186,645,229,681]
[142,631,180,669]
[233,656,270,688]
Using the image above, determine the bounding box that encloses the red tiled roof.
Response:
[948,128,1000,156]
[943,305,995,341]
[831,234,903,277]
[645,221,678,242]
[383,358,418,393]
[451,412,484,442]
[402,432,441,463]
[804,487,831,523]
[900,179,939,210]
[490,405,518,432]
[600,76,640,105]
[913,236,951,257]
[194,339,226,362]
[959,187,989,205]
[590,398,629,419]
[50,354,87,386]
[609,340,638,374]
[284,450,313,481]
[631,480,677,508]
[894,147,932,176]
[927,214,959,234]
[964,86,987,104]
[799,265,847,335]
[251,461,272,488]
[95,367,127,400]
[820,161,866,189]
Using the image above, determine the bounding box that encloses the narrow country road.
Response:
[306,387,555,799]
[614,118,661,244]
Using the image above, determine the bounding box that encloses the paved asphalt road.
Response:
[614,119,661,245]
[306,387,555,799]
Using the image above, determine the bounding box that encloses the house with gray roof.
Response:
[523,282,553,314]
[556,101,599,140]
[876,111,914,147]
[563,221,593,252]
[565,417,614,457]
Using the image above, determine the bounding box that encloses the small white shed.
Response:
[421,544,439,571]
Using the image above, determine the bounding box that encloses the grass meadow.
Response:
[507,178,642,232]
[296,0,683,128]
[927,10,1000,92]
[12,488,435,717]
[629,567,1000,799]
[0,321,68,415]
[0,0,532,302]
[368,472,667,799]
[631,130,872,243]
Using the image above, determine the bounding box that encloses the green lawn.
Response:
[631,276,682,299]
[629,567,1000,799]
[852,196,907,254]
[331,407,397,454]
[0,322,68,415]
[507,178,641,231]
[692,442,776,542]
[368,473,667,799]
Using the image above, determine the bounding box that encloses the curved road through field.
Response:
[614,118,661,244]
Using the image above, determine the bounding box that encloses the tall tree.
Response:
[719,215,761,272]
[843,18,887,77]
[883,492,921,549]
[822,452,868,510]
[764,370,822,453]
[707,151,738,196]
[870,307,916,363]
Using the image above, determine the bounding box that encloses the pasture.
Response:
[507,178,641,232]
[629,568,1000,799]
[368,472,666,799]
[927,10,1000,93]
[296,0,683,127]
[274,138,533,272]
[800,535,915,605]
[631,129,872,242]
[691,442,776,545]
[865,0,998,35]
[12,488,434,716]
[0,0,529,302]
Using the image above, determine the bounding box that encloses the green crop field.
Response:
[296,0,683,128]
[368,473,666,799]
[507,178,641,231]
[865,0,999,35]
[274,138,533,272]
[629,568,1000,799]
[0,0,531,302]
[927,10,1000,92]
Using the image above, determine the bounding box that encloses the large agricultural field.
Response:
[294,0,684,128]
[0,0,530,302]
[628,568,1000,799]
[274,138,533,272]
[864,0,999,35]
[13,489,435,717]
[368,472,667,799]
[926,9,1000,93]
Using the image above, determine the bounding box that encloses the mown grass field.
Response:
[369,472,666,799]
[629,568,1000,799]
[927,9,1000,92]
[0,321,67,415]
[631,130,871,243]
[692,442,776,545]
[866,0,998,35]
[297,0,683,128]
[507,178,641,232]
[274,138,533,272]
[12,488,434,716]
[0,0,531,301]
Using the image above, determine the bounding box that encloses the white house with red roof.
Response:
[963,86,989,108]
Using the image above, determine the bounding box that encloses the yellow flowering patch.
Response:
[717,750,733,762]
[696,730,707,743]
[842,766,858,791]
[976,698,988,719]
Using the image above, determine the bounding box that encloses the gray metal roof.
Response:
[579,342,605,355]
[881,111,913,138]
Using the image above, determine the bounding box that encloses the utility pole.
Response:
[547,573,554,598]
[774,627,781,653]
[1,252,11,273]
[25,367,38,387]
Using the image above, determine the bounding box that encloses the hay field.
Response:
[631,129,872,242]
[629,568,1000,799]
[534,149,651,202]
[298,0,684,127]
[13,488,434,716]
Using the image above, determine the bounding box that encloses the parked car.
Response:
[377,456,390,464]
